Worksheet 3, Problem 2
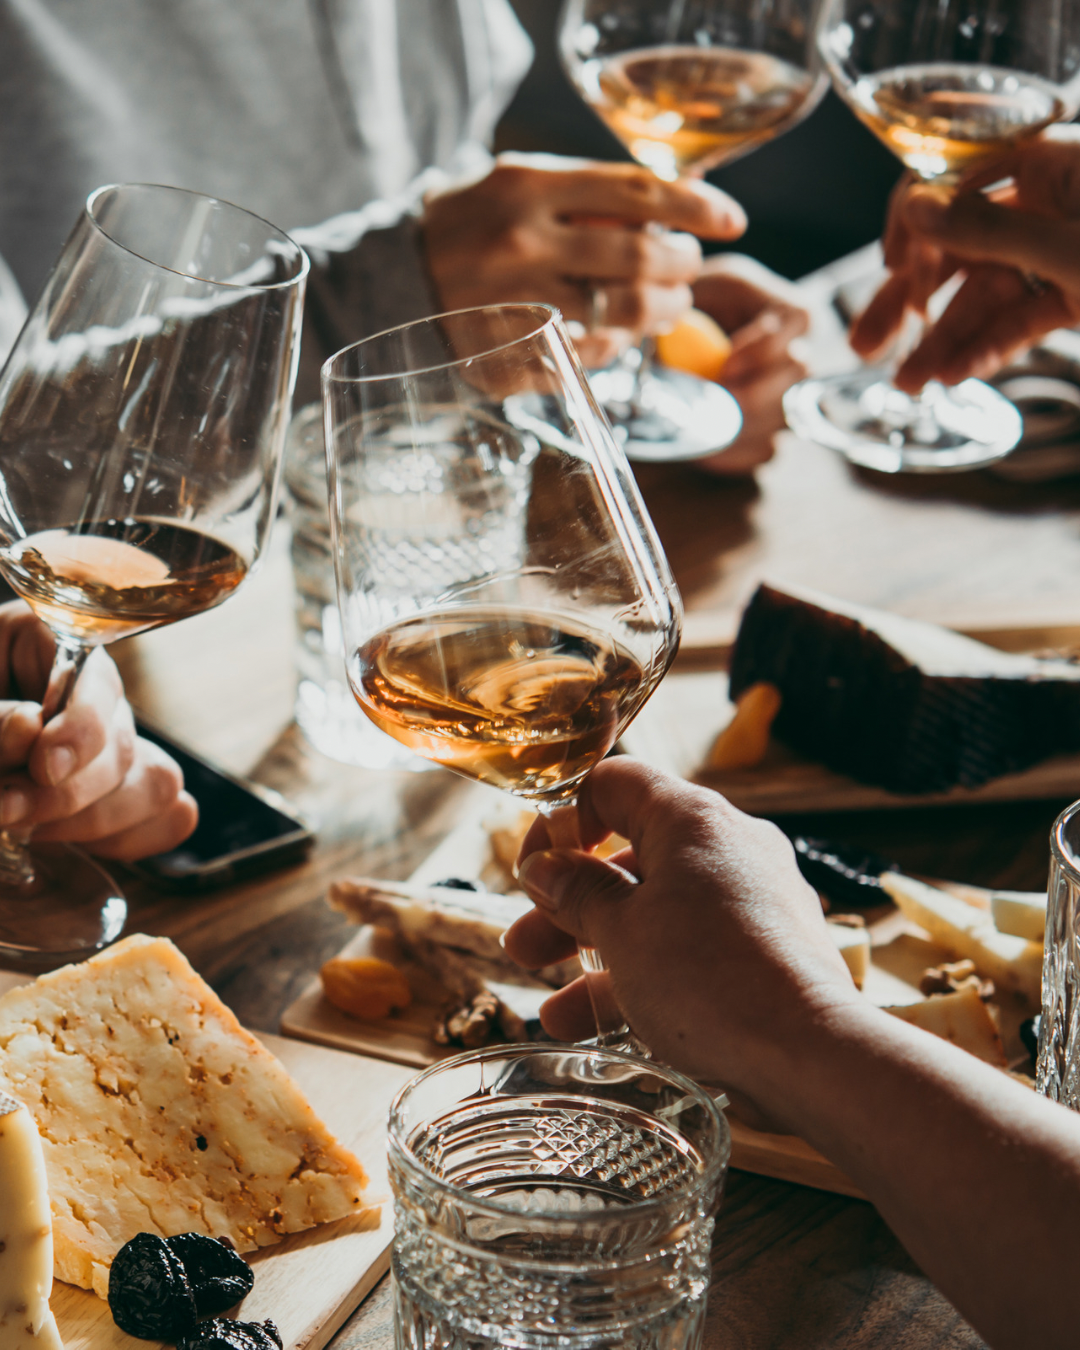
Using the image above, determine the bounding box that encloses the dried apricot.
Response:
[708,682,782,770]
[654,309,732,382]
[320,956,412,1020]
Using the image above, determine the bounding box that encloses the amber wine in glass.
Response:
[0,183,307,968]
[784,0,1080,473]
[324,305,681,1041]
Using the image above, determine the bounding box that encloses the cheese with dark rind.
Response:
[0,1090,64,1347]
[0,935,369,1299]
[729,583,1080,793]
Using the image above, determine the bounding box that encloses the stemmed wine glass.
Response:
[323,303,682,1043]
[0,183,307,968]
[559,0,828,462]
[785,0,1080,472]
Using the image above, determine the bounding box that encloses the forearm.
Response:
[755,1001,1080,1349]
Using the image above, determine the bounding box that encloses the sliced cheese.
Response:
[991,890,1047,944]
[0,1092,63,1348]
[826,920,870,989]
[881,872,1042,1008]
[885,985,1006,1067]
[0,934,369,1300]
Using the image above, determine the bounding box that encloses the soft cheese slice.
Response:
[0,934,369,1300]
[991,890,1047,943]
[0,1091,63,1348]
[881,873,1043,1007]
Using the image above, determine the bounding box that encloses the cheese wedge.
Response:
[881,872,1042,1007]
[826,919,870,989]
[991,890,1047,943]
[0,1091,63,1348]
[886,985,1006,1066]
[0,934,368,1300]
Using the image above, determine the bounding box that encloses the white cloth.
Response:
[0,0,533,379]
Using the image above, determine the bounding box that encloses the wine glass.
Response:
[784,0,1080,473]
[0,183,307,969]
[559,0,828,463]
[324,303,682,1043]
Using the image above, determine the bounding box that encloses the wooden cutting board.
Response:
[0,967,413,1350]
[279,794,1012,1202]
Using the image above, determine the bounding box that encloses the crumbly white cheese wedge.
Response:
[991,890,1047,944]
[885,986,1006,1067]
[0,935,368,1300]
[826,920,870,989]
[881,872,1042,1007]
[0,1091,63,1348]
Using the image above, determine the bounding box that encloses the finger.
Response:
[849,272,913,358]
[502,907,581,969]
[881,171,917,271]
[721,306,809,381]
[722,356,807,421]
[549,276,693,333]
[3,610,56,702]
[27,649,126,788]
[556,225,702,284]
[83,792,200,862]
[903,188,1080,296]
[546,166,747,240]
[516,847,639,947]
[896,268,1074,392]
[17,696,137,826]
[0,702,43,777]
[539,977,600,1042]
[572,329,633,370]
[34,738,188,845]
[692,254,807,332]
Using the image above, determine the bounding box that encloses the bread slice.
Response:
[0,935,368,1299]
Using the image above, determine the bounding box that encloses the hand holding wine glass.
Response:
[0,182,307,968]
[324,303,682,1043]
[851,127,1080,392]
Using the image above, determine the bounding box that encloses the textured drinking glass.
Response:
[389,1044,730,1350]
[0,183,307,968]
[1037,800,1080,1105]
[323,304,682,1042]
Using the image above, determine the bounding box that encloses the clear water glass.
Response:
[1037,800,1080,1105]
[388,1044,730,1350]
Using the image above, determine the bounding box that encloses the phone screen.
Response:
[131,722,313,888]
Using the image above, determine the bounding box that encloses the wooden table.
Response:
[106,267,1080,1349]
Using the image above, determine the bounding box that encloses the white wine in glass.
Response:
[784,0,1080,473]
[324,304,682,1042]
[0,183,307,968]
[559,0,826,462]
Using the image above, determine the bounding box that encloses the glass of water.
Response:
[389,1044,730,1350]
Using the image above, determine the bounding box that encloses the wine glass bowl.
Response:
[784,0,1080,473]
[324,304,681,808]
[0,182,307,968]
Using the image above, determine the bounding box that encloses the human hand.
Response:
[850,128,1080,393]
[502,758,859,1124]
[422,154,748,369]
[0,603,198,859]
[689,254,809,474]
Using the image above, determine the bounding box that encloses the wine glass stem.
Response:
[0,637,92,892]
[537,798,631,1047]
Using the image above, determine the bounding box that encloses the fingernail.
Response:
[906,193,949,232]
[45,746,76,786]
[0,788,29,826]
[517,850,573,911]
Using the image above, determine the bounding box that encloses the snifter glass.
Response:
[785,0,1080,473]
[0,183,307,969]
[389,1043,730,1350]
[323,303,682,1042]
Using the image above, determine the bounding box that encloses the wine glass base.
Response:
[588,364,743,463]
[0,843,127,973]
[784,368,1023,473]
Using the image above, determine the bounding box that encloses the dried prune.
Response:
[178,1318,283,1350]
[434,877,484,891]
[108,1231,197,1339]
[167,1232,255,1317]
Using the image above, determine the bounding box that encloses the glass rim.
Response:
[387,1042,730,1228]
[1052,799,1080,881]
[85,182,309,290]
[321,303,562,386]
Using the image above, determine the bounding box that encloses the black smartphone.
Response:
[128,721,314,891]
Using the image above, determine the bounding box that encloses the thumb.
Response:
[516,848,637,945]
[904,189,1080,297]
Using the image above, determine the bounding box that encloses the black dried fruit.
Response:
[434,876,484,891]
[108,1231,197,1339]
[167,1231,255,1317]
[178,1318,283,1350]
